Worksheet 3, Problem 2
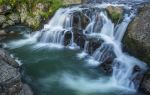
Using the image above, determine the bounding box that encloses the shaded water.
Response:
[5,40,139,95]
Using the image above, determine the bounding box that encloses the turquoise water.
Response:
[4,36,138,95]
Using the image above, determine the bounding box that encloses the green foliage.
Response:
[109,12,122,23]
[0,0,63,29]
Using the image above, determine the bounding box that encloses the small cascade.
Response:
[83,7,147,90]
[83,41,89,53]
[114,13,135,42]
[77,41,89,58]
[32,7,82,48]
[92,43,114,64]
[84,11,103,34]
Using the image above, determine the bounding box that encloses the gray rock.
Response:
[140,70,150,95]
[0,49,33,95]
[0,49,19,68]
[0,30,7,35]
[21,84,33,95]
[17,4,28,23]
[2,20,15,28]
[123,3,150,95]
[0,49,21,95]
[8,13,20,24]
[123,4,150,64]
[7,20,15,26]
[0,15,6,26]
[0,5,11,15]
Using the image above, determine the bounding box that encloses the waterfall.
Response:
[82,5,147,90]
[31,7,83,49]
[77,41,89,59]
[7,4,148,93]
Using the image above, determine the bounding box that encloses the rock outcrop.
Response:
[0,49,33,95]
[106,6,123,23]
[123,3,150,95]
[0,0,63,33]
[123,4,150,65]
[140,70,150,95]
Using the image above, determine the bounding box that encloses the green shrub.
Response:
[109,11,122,23]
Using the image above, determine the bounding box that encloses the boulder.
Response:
[0,15,6,26]
[123,4,150,65]
[25,15,41,29]
[140,70,150,94]
[8,13,20,24]
[73,11,90,30]
[0,49,20,95]
[0,5,11,15]
[0,49,19,68]
[0,49,33,95]
[106,6,123,23]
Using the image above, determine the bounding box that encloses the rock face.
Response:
[123,3,150,95]
[0,0,63,32]
[123,4,150,65]
[0,0,85,34]
[0,49,33,95]
[140,70,150,95]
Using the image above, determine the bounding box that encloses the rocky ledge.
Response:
[0,48,33,95]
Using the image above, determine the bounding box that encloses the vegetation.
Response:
[0,0,63,29]
[109,11,122,23]
[106,6,123,23]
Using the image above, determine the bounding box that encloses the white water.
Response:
[6,4,148,94]
[77,41,89,59]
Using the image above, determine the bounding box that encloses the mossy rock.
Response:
[0,0,63,30]
[123,3,150,65]
[106,6,123,23]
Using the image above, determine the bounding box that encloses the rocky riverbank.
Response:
[0,0,86,36]
[0,48,33,95]
[0,1,83,95]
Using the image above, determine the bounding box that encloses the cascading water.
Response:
[84,7,147,90]
[6,3,148,95]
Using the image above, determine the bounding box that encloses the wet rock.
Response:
[100,58,113,74]
[74,29,86,48]
[87,37,102,55]
[0,49,19,68]
[0,49,33,95]
[0,49,20,95]
[73,11,90,30]
[123,4,150,65]
[140,70,150,95]
[64,29,86,48]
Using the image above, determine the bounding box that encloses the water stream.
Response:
[4,3,148,95]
